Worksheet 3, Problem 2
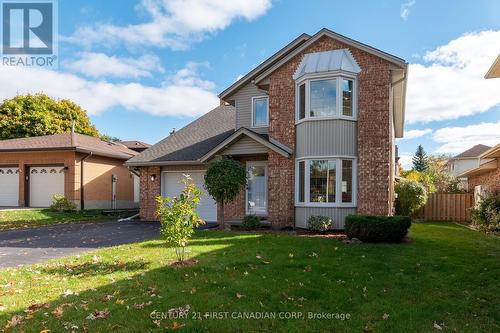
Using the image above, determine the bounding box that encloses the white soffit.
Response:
[293,49,361,80]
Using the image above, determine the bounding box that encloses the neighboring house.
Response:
[119,141,151,153]
[485,54,500,79]
[126,28,408,229]
[447,144,491,177]
[0,132,139,209]
[460,143,500,194]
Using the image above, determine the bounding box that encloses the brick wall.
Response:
[468,166,500,193]
[267,35,394,220]
[139,166,161,220]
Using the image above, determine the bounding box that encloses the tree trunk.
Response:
[219,200,225,230]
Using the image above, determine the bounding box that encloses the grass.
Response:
[0,209,136,231]
[0,222,498,332]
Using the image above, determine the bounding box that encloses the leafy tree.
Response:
[204,157,247,230]
[0,93,100,140]
[412,145,429,172]
[156,175,204,263]
[395,179,428,216]
[101,134,121,142]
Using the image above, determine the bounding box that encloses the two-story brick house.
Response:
[126,28,408,229]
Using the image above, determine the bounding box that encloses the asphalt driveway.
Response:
[0,220,160,268]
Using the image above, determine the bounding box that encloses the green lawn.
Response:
[0,223,498,332]
[0,209,136,231]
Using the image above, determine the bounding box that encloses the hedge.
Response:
[345,215,412,242]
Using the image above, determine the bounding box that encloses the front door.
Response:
[246,161,268,215]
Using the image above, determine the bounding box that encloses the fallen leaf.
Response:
[288,253,294,258]
[433,322,443,330]
[115,299,125,305]
[86,309,110,321]
[236,293,245,299]
[382,313,389,320]
[5,314,23,329]
[171,321,185,330]
[256,255,262,259]
[304,265,312,272]
[63,289,75,297]
[52,306,64,318]
[26,303,49,314]
[40,329,50,333]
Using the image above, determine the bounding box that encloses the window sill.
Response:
[295,116,357,125]
[251,125,269,129]
[295,203,357,208]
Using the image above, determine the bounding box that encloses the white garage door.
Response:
[162,171,217,222]
[0,167,19,207]
[29,166,65,207]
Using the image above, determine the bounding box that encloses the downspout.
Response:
[80,152,93,210]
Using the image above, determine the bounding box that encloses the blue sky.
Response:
[2,0,500,168]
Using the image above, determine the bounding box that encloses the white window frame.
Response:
[295,156,357,208]
[251,95,269,128]
[295,72,357,124]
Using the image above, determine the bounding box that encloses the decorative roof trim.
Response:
[199,128,292,162]
[292,49,361,80]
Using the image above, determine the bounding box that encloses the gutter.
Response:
[80,152,93,210]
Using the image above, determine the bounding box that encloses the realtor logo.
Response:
[1,0,57,67]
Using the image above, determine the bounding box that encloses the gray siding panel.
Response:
[295,207,357,229]
[221,136,269,155]
[296,119,357,157]
[232,83,268,134]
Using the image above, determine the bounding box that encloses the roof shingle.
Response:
[454,144,492,158]
[0,133,138,160]
[126,105,236,165]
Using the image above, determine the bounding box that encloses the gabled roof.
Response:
[119,140,151,150]
[219,33,310,100]
[453,144,492,159]
[485,54,500,79]
[480,143,500,159]
[293,49,361,80]
[200,127,292,162]
[254,28,407,84]
[0,133,138,160]
[125,105,236,166]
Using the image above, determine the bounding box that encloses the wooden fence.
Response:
[413,193,474,222]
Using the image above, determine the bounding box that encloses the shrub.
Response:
[49,194,77,212]
[241,215,261,229]
[156,175,204,263]
[345,215,412,242]
[395,179,427,216]
[471,194,500,233]
[307,215,332,232]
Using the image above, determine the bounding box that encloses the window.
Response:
[310,79,337,117]
[298,83,306,120]
[252,96,268,127]
[296,76,356,121]
[298,161,305,202]
[342,79,353,116]
[296,158,356,206]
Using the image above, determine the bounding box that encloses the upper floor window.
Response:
[296,76,356,122]
[252,96,269,127]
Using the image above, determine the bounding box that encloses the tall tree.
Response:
[412,144,429,172]
[0,93,100,140]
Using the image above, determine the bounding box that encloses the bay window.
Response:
[297,76,356,121]
[296,158,356,206]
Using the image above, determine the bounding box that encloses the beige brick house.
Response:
[0,132,139,209]
[126,28,408,229]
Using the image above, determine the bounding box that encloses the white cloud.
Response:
[399,152,414,169]
[432,122,500,154]
[399,128,432,140]
[407,30,500,123]
[64,0,272,50]
[0,63,219,117]
[400,0,416,20]
[64,52,164,78]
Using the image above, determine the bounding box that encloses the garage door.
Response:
[162,172,217,222]
[29,166,65,207]
[0,167,19,207]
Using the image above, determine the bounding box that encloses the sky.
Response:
[1,0,499,168]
